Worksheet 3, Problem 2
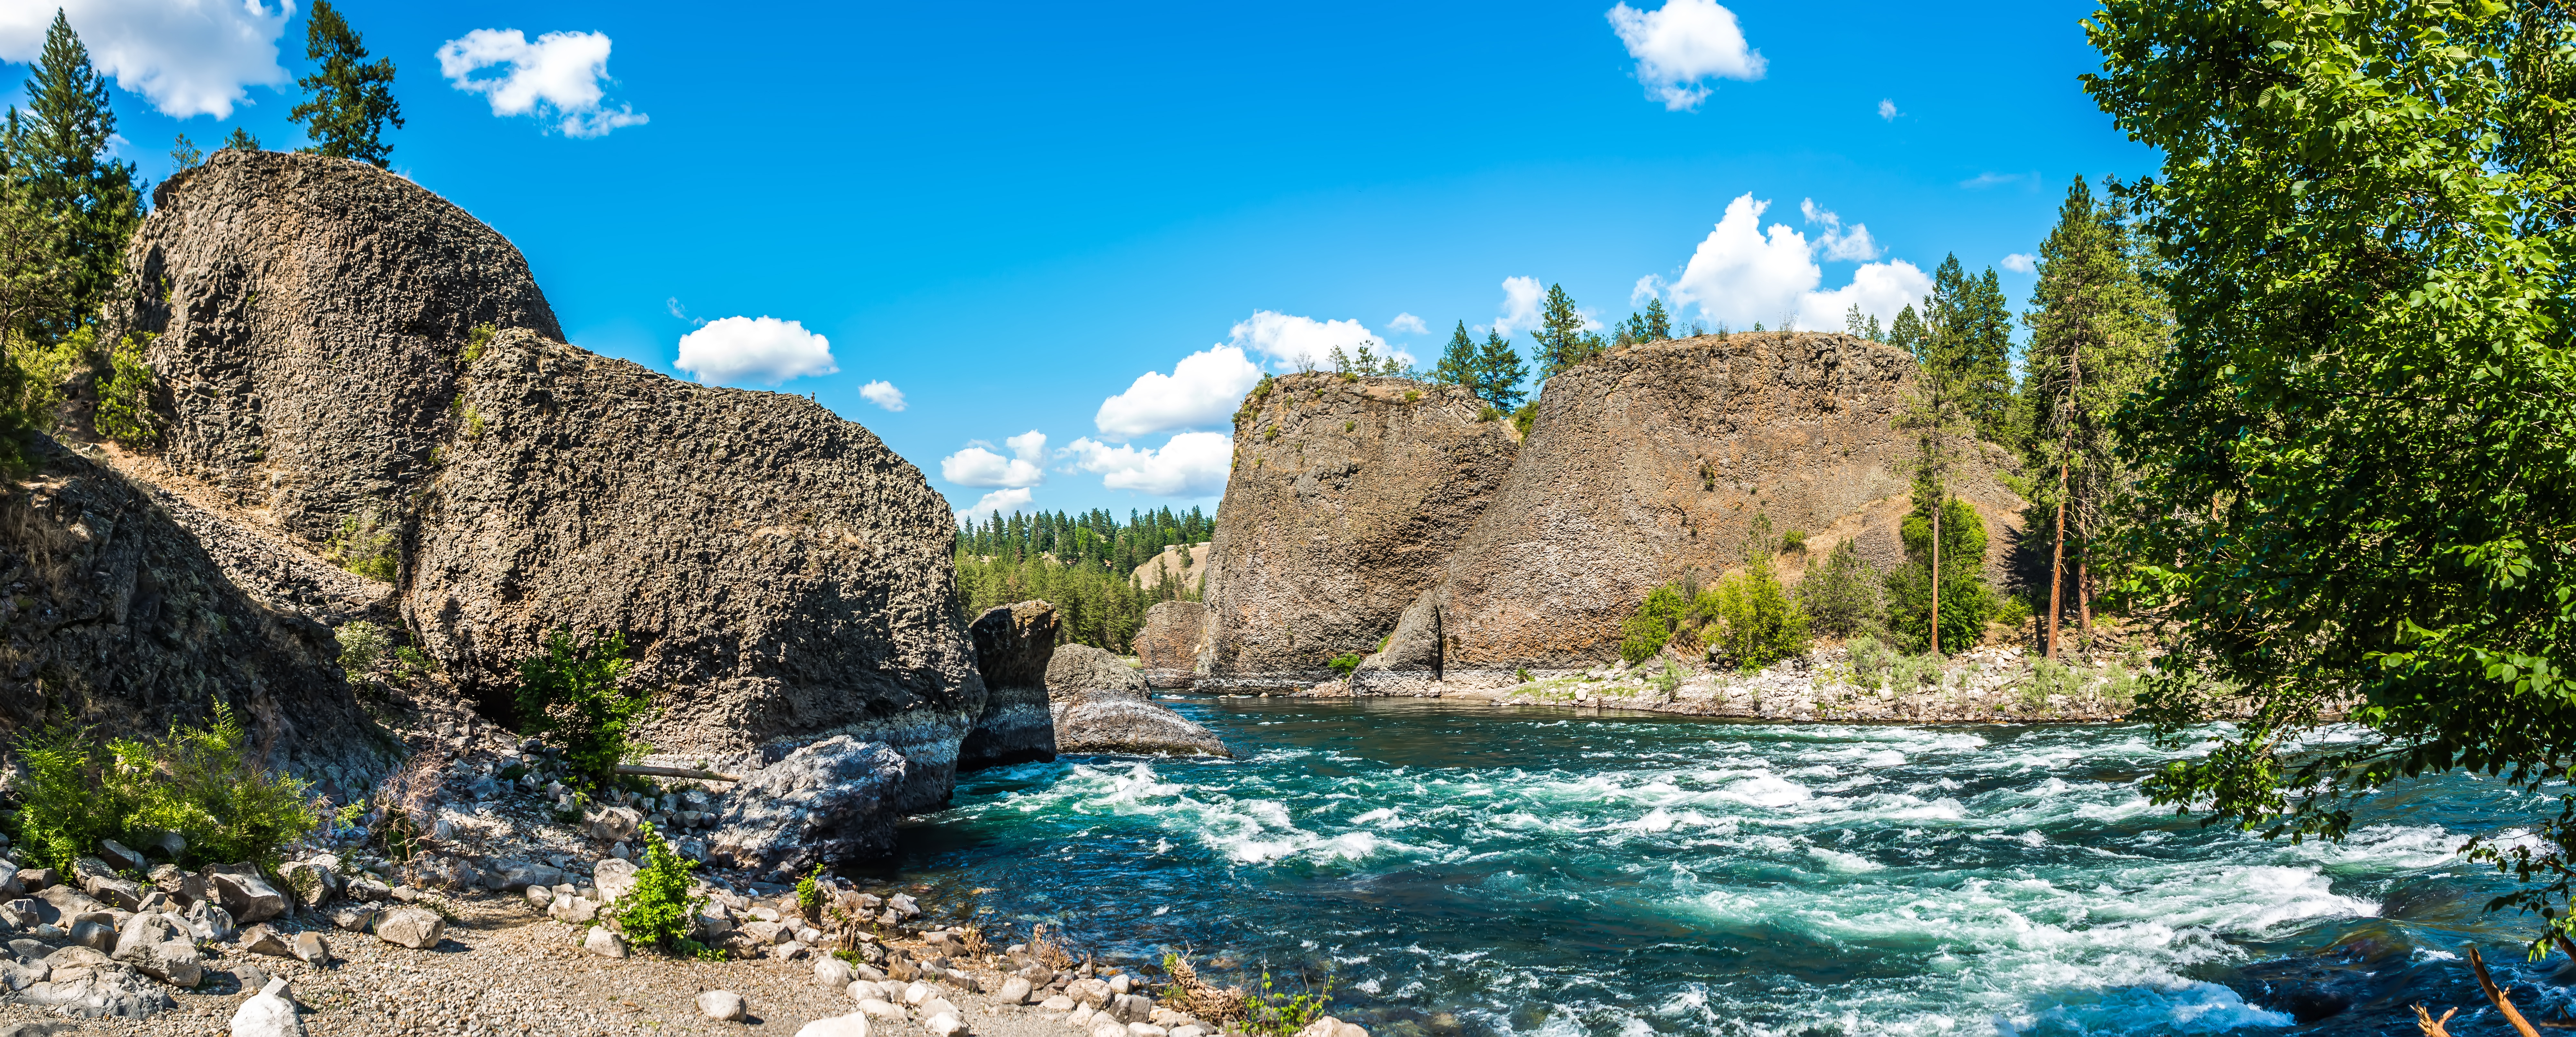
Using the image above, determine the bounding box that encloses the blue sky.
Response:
[4,0,2152,522]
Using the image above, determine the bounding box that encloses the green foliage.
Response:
[1325,342,1407,377]
[1779,528,1805,553]
[289,1,402,168]
[1655,662,1680,696]
[955,506,1213,651]
[1531,283,1605,380]
[1511,400,1537,437]
[1709,556,1810,672]
[462,322,497,364]
[2085,0,2576,949]
[1843,303,1884,343]
[611,825,707,954]
[1242,968,1334,1037]
[1882,497,1993,654]
[1798,540,1882,638]
[1326,653,1362,678]
[1234,375,1275,425]
[5,11,143,339]
[796,864,825,914]
[1513,667,1532,684]
[1618,583,1691,665]
[1614,297,1673,349]
[324,505,399,581]
[223,127,261,151]
[336,620,389,678]
[1845,634,1894,687]
[1433,321,1477,388]
[92,331,156,446]
[168,133,203,170]
[1445,328,1529,413]
[463,408,486,438]
[513,629,649,790]
[9,704,321,873]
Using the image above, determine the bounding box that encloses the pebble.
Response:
[698,989,748,1022]
[998,975,1033,1004]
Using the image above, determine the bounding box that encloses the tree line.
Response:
[952,507,1212,652]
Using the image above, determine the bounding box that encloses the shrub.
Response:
[1656,662,1681,695]
[1847,634,1894,687]
[1512,401,1537,437]
[326,506,400,581]
[1242,968,1334,1037]
[1709,553,1809,671]
[795,863,826,916]
[1780,529,1807,553]
[336,621,389,678]
[1618,584,1691,664]
[1234,375,1275,424]
[1881,497,1995,654]
[513,629,651,790]
[1993,595,2033,631]
[9,704,320,873]
[610,824,706,954]
[5,327,90,439]
[461,322,497,363]
[1798,540,1883,637]
[1327,653,1362,678]
[463,407,486,438]
[92,332,158,446]
[1513,667,1532,684]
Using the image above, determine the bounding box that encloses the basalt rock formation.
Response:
[1204,333,2027,686]
[960,601,1058,769]
[1200,374,1519,684]
[106,150,983,822]
[1044,643,1229,757]
[1131,600,1207,683]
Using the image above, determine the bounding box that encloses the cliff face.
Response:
[111,151,982,815]
[1199,373,1518,681]
[1206,333,2026,682]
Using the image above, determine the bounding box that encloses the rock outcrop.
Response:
[1200,374,1519,683]
[1045,644,1143,696]
[107,149,983,827]
[1043,644,1228,757]
[706,736,911,879]
[1131,600,1206,681]
[961,601,1058,769]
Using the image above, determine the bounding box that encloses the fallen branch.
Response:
[2417,1005,2457,1036]
[614,763,743,783]
[2470,946,2544,1037]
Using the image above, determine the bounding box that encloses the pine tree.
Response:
[1888,296,1976,656]
[224,127,262,151]
[169,133,204,170]
[1532,283,1605,379]
[1616,298,1673,348]
[1433,321,1476,387]
[290,0,402,168]
[6,11,143,338]
[1471,330,1528,411]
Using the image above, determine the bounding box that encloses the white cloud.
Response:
[0,0,291,119]
[942,431,1047,489]
[1669,193,1928,332]
[1095,345,1264,441]
[666,297,688,321]
[1061,432,1234,497]
[436,28,647,137]
[859,380,906,411]
[1491,276,1545,337]
[674,315,838,385]
[1227,312,1410,372]
[1605,0,1765,111]
[955,487,1032,523]
[1877,99,1899,121]
[1800,198,1878,262]
[1387,312,1429,336]
[2002,253,2037,274]
[1960,171,2035,190]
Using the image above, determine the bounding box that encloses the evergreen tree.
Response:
[1615,298,1673,348]
[5,11,143,338]
[1471,330,1527,411]
[169,133,204,170]
[1532,283,1605,379]
[223,127,262,151]
[1888,295,1977,656]
[1433,321,1476,387]
[290,0,402,168]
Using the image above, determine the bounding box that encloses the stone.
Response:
[67,920,112,951]
[586,808,643,844]
[1046,644,1148,697]
[136,890,175,913]
[275,861,337,908]
[583,927,628,958]
[1052,695,1231,757]
[498,862,568,891]
[1171,1027,1208,1037]
[923,997,960,1019]
[208,869,287,924]
[82,873,143,911]
[0,959,45,992]
[1090,1022,1129,1037]
[961,601,1061,770]
[1039,994,1077,1011]
[329,905,380,933]
[13,869,51,893]
[43,946,108,970]
[924,1013,969,1037]
[1288,1019,1367,1037]
[97,840,148,873]
[698,989,747,1022]
[20,963,178,1019]
[346,877,391,902]
[548,896,600,925]
[112,912,203,985]
[374,907,445,949]
[816,955,857,987]
[857,998,904,1020]
[1066,977,1112,1008]
[1132,600,1208,674]
[230,976,307,1037]
[592,857,639,903]
[999,975,1034,1004]
[184,899,238,942]
[705,737,911,879]
[291,931,330,965]
[136,830,186,862]
[904,980,933,1005]
[794,1014,873,1037]
[1109,993,1154,1023]
[1107,974,1135,995]
[1127,1026,1168,1037]
[524,885,554,909]
[240,926,294,957]
[886,892,920,917]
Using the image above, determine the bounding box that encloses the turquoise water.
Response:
[895,698,2574,1036]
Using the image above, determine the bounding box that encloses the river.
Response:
[892,697,2574,1036]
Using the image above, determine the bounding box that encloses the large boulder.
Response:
[706,736,910,878]
[959,601,1057,770]
[110,912,203,987]
[1046,644,1144,697]
[115,150,984,814]
[1051,690,1230,758]
[1201,374,1519,682]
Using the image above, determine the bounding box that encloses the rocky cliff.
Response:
[1204,333,2026,685]
[1199,373,1519,683]
[107,150,983,819]
[960,601,1057,769]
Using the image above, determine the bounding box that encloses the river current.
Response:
[891,698,2574,1036]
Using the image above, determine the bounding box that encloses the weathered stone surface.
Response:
[706,735,909,878]
[583,926,627,958]
[374,907,445,949]
[698,989,747,1022]
[592,858,639,903]
[1368,333,2026,677]
[960,601,1057,770]
[794,1013,872,1037]
[275,860,336,908]
[1052,692,1229,758]
[230,977,307,1037]
[1132,601,1207,676]
[20,965,176,1018]
[209,869,286,924]
[1203,373,1520,679]
[110,913,202,986]
[1046,644,1145,697]
[96,840,146,873]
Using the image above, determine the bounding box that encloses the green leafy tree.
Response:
[1432,321,1477,387]
[1709,516,1809,670]
[1918,255,2016,443]
[1889,294,1975,654]
[1797,539,1883,637]
[1471,330,1527,412]
[0,170,70,345]
[1617,583,1691,664]
[289,0,402,168]
[4,11,143,338]
[1531,283,1605,379]
[2087,0,2576,950]
[92,331,158,446]
[513,629,651,790]
[1883,497,1992,655]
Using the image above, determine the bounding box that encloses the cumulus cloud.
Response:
[674,316,838,385]
[0,0,290,119]
[955,487,1033,523]
[1386,312,1429,336]
[1490,276,1546,337]
[2002,253,2037,274]
[1061,432,1233,498]
[1669,193,1929,331]
[1877,99,1899,121]
[1800,198,1878,262]
[1226,312,1409,372]
[942,431,1047,489]
[1605,0,1764,111]
[859,380,906,411]
[436,28,647,137]
[1095,345,1264,441]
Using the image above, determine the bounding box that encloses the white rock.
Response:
[583,927,628,958]
[923,997,960,1020]
[524,885,554,909]
[904,980,932,1005]
[698,989,748,1022]
[925,1013,969,1037]
[815,956,857,987]
[592,858,639,903]
[857,997,904,1020]
[793,1012,872,1037]
[1040,994,1077,1012]
[1067,1005,1095,1028]
[998,976,1034,1004]
[1171,1028,1207,1037]
[230,976,307,1037]
[1106,975,1134,995]
[1126,1026,1167,1037]
[1090,1023,1129,1037]
[374,907,446,950]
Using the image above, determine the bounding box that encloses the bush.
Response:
[610,824,706,954]
[326,506,400,581]
[1618,584,1692,664]
[1780,529,1807,553]
[1327,653,1362,678]
[1242,968,1334,1037]
[461,322,497,364]
[1798,540,1883,637]
[513,629,651,790]
[93,332,158,446]
[1710,558,1809,671]
[1882,497,1995,654]
[5,327,90,438]
[9,704,320,873]
[336,621,389,678]
[1847,634,1894,687]
[1512,401,1537,437]
[795,863,825,916]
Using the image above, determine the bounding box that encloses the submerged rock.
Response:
[706,735,910,878]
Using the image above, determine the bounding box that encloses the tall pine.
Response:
[5,11,142,338]
[1472,330,1527,411]
[1532,283,1605,379]
[1433,321,1477,388]
[290,1,402,168]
